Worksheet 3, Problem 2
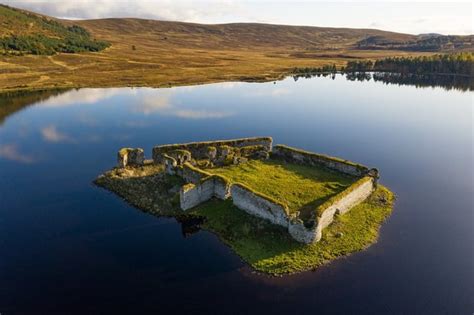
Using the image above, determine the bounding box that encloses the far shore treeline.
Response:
[344,53,474,76]
[292,53,474,77]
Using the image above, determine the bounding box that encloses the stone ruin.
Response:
[116,137,379,244]
[117,148,144,167]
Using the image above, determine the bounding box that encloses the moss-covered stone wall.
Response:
[120,138,380,244]
[152,137,273,163]
[272,144,372,177]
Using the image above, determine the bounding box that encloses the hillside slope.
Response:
[73,17,416,51]
[0,5,109,55]
[0,5,471,93]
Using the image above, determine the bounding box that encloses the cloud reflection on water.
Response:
[35,87,235,120]
[132,89,234,119]
[0,144,35,164]
[40,125,74,143]
[40,88,126,107]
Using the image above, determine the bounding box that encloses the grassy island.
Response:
[95,155,394,275]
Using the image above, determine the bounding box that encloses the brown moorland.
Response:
[0,4,471,93]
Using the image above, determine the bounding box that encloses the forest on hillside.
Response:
[344,53,474,76]
[0,5,109,55]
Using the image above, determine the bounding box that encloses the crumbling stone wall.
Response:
[272,145,373,177]
[213,175,231,199]
[153,137,273,163]
[180,180,215,210]
[179,175,231,210]
[288,176,376,243]
[230,184,290,228]
[117,148,144,167]
[167,149,192,165]
[179,163,212,184]
[163,154,177,175]
[117,138,379,244]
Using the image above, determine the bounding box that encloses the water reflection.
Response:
[40,88,124,107]
[175,215,206,237]
[0,75,472,314]
[371,72,474,91]
[0,143,35,163]
[293,72,474,91]
[1,73,470,127]
[132,89,234,118]
[40,125,75,143]
[0,89,69,124]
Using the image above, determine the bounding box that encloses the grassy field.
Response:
[208,159,356,216]
[0,5,442,93]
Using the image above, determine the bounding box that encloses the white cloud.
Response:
[3,0,246,22]
[174,109,233,119]
[40,125,73,143]
[0,144,34,163]
[40,88,125,108]
[132,89,233,119]
[2,0,471,34]
[243,87,291,97]
[134,93,172,114]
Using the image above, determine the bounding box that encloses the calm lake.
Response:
[0,74,472,314]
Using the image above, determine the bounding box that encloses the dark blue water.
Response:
[0,75,472,314]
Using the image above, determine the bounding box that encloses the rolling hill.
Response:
[0,4,472,92]
[0,5,109,55]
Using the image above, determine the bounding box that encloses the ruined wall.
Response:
[180,163,212,184]
[180,179,215,211]
[316,176,374,229]
[288,220,317,244]
[288,176,375,243]
[163,154,177,175]
[272,145,372,177]
[117,148,144,168]
[212,175,231,200]
[158,140,377,244]
[230,184,290,228]
[153,137,273,163]
[178,165,231,210]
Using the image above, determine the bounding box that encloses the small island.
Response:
[95,137,394,275]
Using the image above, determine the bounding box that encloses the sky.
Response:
[1,0,472,35]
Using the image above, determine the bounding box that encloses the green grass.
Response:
[96,163,395,275]
[192,185,394,275]
[208,159,356,216]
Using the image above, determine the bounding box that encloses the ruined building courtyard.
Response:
[96,137,394,274]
